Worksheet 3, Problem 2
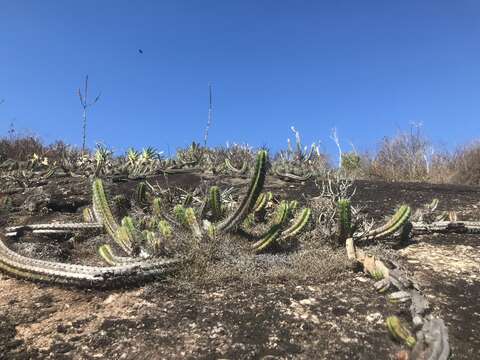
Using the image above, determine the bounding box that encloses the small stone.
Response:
[366,312,382,323]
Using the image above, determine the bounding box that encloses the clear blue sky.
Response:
[0,1,479,156]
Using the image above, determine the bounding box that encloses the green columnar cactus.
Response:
[253,192,268,214]
[92,179,119,240]
[365,205,411,240]
[386,316,416,348]
[136,182,147,205]
[252,201,290,252]
[209,186,222,220]
[280,207,311,240]
[337,199,352,242]
[217,150,267,233]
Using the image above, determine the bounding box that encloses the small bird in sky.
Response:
[138,49,143,54]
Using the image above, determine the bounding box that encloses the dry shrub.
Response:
[177,229,348,287]
[449,142,480,185]
[367,129,431,182]
[0,135,46,162]
[0,134,82,164]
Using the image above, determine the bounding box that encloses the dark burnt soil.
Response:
[0,175,479,359]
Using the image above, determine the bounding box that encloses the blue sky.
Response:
[0,1,479,156]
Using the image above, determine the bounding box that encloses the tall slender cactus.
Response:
[337,199,352,242]
[217,150,268,232]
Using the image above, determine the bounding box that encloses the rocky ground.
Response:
[0,175,478,359]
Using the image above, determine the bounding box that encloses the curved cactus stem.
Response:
[225,158,247,174]
[206,221,216,239]
[274,169,312,182]
[280,207,311,240]
[217,150,267,233]
[92,178,119,240]
[253,193,267,213]
[5,223,102,237]
[0,233,181,287]
[209,186,222,220]
[252,201,290,252]
[98,244,118,265]
[363,205,411,240]
[386,316,416,348]
[252,225,283,253]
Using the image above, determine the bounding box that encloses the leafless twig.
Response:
[78,75,101,154]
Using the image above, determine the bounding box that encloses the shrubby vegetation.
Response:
[1,126,479,185]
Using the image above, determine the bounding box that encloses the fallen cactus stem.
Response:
[386,316,416,348]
